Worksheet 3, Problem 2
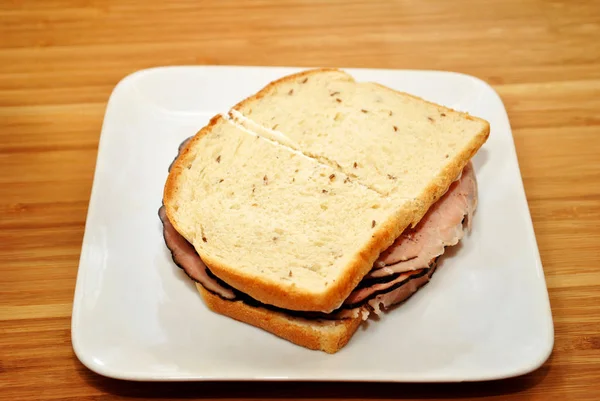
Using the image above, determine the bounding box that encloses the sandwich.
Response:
[158,68,490,353]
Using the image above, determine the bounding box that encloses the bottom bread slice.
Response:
[195,283,364,354]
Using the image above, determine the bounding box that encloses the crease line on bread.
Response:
[221,111,397,199]
[225,110,410,199]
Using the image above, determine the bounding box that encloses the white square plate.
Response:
[71,66,554,382]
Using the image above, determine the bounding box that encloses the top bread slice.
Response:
[164,68,490,313]
[164,114,404,313]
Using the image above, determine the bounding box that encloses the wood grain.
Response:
[1,0,599,399]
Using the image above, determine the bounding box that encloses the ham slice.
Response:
[368,264,437,315]
[159,205,236,300]
[341,162,477,311]
[369,162,477,278]
[344,266,431,306]
[328,307,370,321]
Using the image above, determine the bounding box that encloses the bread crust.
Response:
[164,68,489,313]
[195,283,364,354]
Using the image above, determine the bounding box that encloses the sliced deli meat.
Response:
[159,206,236,300]
[368,264,437,315]
[344,267,427,306]
[369,162,477,278]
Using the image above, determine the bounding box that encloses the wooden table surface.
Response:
[2,0,600,399]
